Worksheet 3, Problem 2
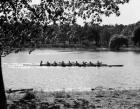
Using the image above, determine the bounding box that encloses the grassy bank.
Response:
[7,87,140,109]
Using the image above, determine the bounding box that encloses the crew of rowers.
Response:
[40,60,104,67]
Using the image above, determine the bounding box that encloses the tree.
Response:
[100,28,111,47]
[16,0,130,25]
[84,24,100,46]
[0,1,34,108]
[133,26,140,46]
[109,34,128,50]
[0,0,130,108]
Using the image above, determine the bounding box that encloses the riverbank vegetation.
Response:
[7,87,140,109]
[1,19,140,53]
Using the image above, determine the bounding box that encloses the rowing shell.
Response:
[23,63,123,67]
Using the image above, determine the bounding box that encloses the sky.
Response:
[101,0,140,25]
[31,0,140,25]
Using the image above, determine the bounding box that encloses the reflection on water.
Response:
[2,49,140,91]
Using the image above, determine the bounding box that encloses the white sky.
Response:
[32,0,140,25]
[101,0,140,25]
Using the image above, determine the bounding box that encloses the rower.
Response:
[89,61,93,66]
[69,61,71,64]
[97,61,102,66]
[53,61,57,66]
[76,61,78,65]
[82,61,87,66]
[46,61,50,66]
[89,61,92,64]
[40,60,43,66]
[68,61,72,66]
[61,61,65,66]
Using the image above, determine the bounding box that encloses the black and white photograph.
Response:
[1,0,140,108]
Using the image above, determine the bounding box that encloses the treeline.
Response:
[1,20,140,51]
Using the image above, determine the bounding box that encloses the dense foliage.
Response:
[0,0,130,24]
[133,26,140,46]
[109,34,128,50]
[1,20,140,52]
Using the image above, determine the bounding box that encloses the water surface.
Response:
[2,49,140,91]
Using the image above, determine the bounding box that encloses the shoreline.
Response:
[6,86,140,93]
[2,45,140,56]
[11,47,140,53]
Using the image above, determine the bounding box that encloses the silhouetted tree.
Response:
[109,34,128,50]
[0,0,35,108]
[133,27,140,46]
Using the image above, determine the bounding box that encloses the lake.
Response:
[2,49,140,91]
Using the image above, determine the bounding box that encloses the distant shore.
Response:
[7,87,140,109]
[12,46,140,53]
[2,44,140,56]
